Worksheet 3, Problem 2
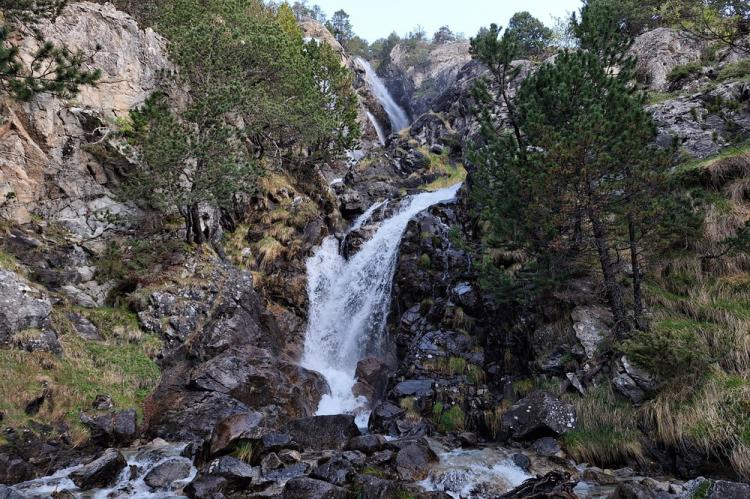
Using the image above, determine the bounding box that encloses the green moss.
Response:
[417,253,431,269]
[692,479,713,499]
[362,466,389,479]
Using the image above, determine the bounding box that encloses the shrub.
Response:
[666,62,703,85]
[717,60,750,82]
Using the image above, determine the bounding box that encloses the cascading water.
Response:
[357,57,411,134]
[301,183,462,424]
[366,110,387,145]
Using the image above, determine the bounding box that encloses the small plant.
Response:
[432,402,466,432]
[417,253,431,269]
[232,441,255,464]
[667,62,703,86]
[717,60,750,83]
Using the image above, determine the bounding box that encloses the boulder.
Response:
[395,442,438,481]
[368,402,406,436]
[354,357,389,402]
[500,391,576,440]
[347,435,386,455]
[609,481,657,499]
[185,474,227,499]
[80,409,138,446]
[571,305,612,359]
[284,415,361,451]
[353,475,400,499]
[208,411,265,456]
[69,448,127,490]
[143,458,193,489]
[532,437,561,457]
[511,454,531,472]
[310,455,356,486]
[206,456,258,490]
[708,480,750,499]
[281,477,353,499]
[67,313,102,341]
[257,432,297,457]
[0,270,54,346]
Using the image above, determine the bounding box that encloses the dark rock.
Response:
[143,458,192,489]
[511,453,531,472]
[500,471,576,498]
[341,450,366,468]
[0,453,32,484]
[311,455,356,486]
[368,402,406,436]
[80,409,137,446]
[282,477,353,499]
[206,456,258,490]
[208,411,265,456]
[284,415,360,451]
[0,485,25,499]
[708,480,750,499]
[353,474,400,499]
[261,452,283,473]
[185,474,227,499]
[531,437,561,457]
[458,432,478,447]
[500,391,576,440]
[258,432,297,456]
[263,462,310,482]
[347,435,386,455]
[395,443,438,481]
[92,394,113,411]
[369,450,394,466]
[279,449,302,464]
[609,481,656,499]
[69,448,127,490]
[582,468,618,486]
[354,357,390,402]
[391,379,435,399]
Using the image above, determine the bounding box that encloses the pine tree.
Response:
[506,12,554,59]
[0,0,100,101]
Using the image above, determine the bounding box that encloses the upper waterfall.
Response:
[356,57,411,134]
[301,184,462,422]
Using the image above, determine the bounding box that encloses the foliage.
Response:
[327,9,353,44]
[667,61,704,85]
[125,0,359,245]
[433,25,457,45]
[666,0,750,54]
[0,0,100,101]
[506,11,554,59]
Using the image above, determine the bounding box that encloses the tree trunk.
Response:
[588,207,629,336]
[181,206,194,244]
[628,215,644,331]
[190,203,205,245]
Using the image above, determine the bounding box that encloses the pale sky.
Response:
[309,0,583,42]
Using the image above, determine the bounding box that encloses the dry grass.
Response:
[0,309,161,439]
[254,236,285,271]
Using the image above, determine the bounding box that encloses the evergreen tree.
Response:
[433,25,457,44]
[0,0,100,101]
[506,11,554,59]
[328,9,353,44]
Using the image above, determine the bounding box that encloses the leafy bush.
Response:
[666,62,703,85]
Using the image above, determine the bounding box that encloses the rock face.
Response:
[0,270,59,353]
[1,1,176,233]
[381,41,472,118]
[630,28,705,91]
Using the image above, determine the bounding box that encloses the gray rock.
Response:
[67,313,102,341]
[395,442,438,481]
[144,458,192,489]
[571,305,612,358]
[261,452,283,473]
[208,411,265,456]
[708,480,750,499]
[532,437,561,457]
[368,402,406,436]
[281,477,353,499]
[61,285,98,309]
[609,481,656,499]
[80,409,137,446]
[347,435,386,455]
[500,391,577,440]
[262,462,310,482]
[69,448,127,490]
[185,474,227,499]
[630,28,705,91]
[206,456,258,490]
[310,455,356,486]
[284,415,361,451]
[0,270,53,345]
[511,453,531,472]
[391,379,435,399]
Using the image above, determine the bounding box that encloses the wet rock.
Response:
[263,462,310,482]
[208,411,265,456]
[582,467,618,486]
[311,455,356,486]
[531,437,561,457]
[395,442,438,481]
[511,453,531,472]
[69,448,127,490]
[284,415,361,451]
[501,471,576,498]
[282,477,353,499]
[369,450,395,466]
[571,305,612,358]
[0,486,25,499]
[185,474,227,499]
[458,432,478,447]
[368,402,406,436]
[609,481,657,499]
[80,409,137,446]
[354,474,400,499]
[708,480,750,499]
[500,391,576,440]
[354,357,389,402]
[347,434,386,455]
[144,458,192,489]
[0,453,32,484]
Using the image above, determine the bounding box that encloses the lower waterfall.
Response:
[301,184,462,424]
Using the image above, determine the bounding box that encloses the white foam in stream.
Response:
[301,184,462,421]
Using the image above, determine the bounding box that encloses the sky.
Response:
[309,0,583,42]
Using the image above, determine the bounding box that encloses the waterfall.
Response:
[366,111,387,145]
[357,57,411,134]
[301,183,462,423]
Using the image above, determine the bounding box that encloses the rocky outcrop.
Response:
[500,391,576,441]
[0,269,59,354]
[630,28,706,92]
[1,1,177,234]
[69,448,127,490]
[380,41,472,119]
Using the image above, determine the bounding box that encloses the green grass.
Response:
[0,249,21,273]
[717,60,750,83]
[418,148,467,191]
[432,402,466,432]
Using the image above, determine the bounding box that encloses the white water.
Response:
[301,184,461,423]
[12,440,196,498]
[366,110,387,145]
[357,57,411,133]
